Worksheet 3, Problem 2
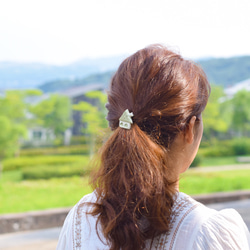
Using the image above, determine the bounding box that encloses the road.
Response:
[0,227,60,250]
[0,199,250,250]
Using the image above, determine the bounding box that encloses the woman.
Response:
[57,45,250,249]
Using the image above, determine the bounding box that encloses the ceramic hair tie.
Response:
[119,109,134,129]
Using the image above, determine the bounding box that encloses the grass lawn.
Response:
[0,170,92,214]
[1,164,250,214]
[200,156,239,167]
[180,169,250,195]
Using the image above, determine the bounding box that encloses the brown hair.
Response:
[90,44,210,249]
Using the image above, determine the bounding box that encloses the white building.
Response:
[224,78,250,98]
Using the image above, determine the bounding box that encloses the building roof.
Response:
[59,83,105,98]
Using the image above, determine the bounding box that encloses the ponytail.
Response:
[91,124,176,250]
[90,44,210,249]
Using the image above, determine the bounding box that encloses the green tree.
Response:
[230,90,250,136]
[202,85,229,141]
[0,90,42,158]
[73,91,108,155]
[30,94,72,144]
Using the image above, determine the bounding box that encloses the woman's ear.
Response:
[185,116,196,144]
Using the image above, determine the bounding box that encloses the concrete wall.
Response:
[1,190,250,234]
[0,208,70,234]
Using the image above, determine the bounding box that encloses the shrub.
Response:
[198,138,250,157]
[22,164,92,180]
[190,154,203,168]
[70,136,89,145]
[230,138,250,156]
[3,155,89,171]
[20,145,90,157]
[201,146,234,157]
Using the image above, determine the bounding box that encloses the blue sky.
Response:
[0,0,250,65]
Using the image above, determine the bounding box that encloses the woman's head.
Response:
[106,44,210,149]
[92,45,210,250]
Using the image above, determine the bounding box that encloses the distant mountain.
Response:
[39,55,250,93]
[0,55,126,90]
[198,56,250,87]
[0,54,250,90]
[39,71,114,93]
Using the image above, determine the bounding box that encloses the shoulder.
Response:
[158,192,250,250]
[192,207,250,249]
[57,191,108,250]
[179,193,250,249]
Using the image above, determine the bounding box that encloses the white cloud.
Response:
[0,0,249,64]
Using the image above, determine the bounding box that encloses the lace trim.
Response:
[154,194,200,249]
[73,202,86,250]
[169,204,199,249]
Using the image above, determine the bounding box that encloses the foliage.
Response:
[70,136,89,145]
[202,85,229,140]
[202,87,250,140]
[200,138,250,157]
[73,91,108,155]
[3,155,88,171]
[230,138,250,155]
[0,90,42,158]
[74,91,108,135]
[190,154,203,168]
[20,144,89,157]
[200,145,234,157]
[85,90,107,105]
[22,164,91,180]
[30,94,72,143]
[73,102,104,135]
[230,90,250,135]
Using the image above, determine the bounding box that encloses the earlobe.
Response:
[185,116,196,144]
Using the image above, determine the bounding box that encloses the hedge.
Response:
[199,138,250,157]
[190,154,203,168]
[20,145,90,157]
[3,155,89,171]
[200,146,234,157]
[22,164,92,180]
[231,139,250,155]
[70,136,90,145]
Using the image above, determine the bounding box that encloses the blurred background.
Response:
[0,0,250,232]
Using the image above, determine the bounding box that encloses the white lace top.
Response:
[57,192,250,249]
